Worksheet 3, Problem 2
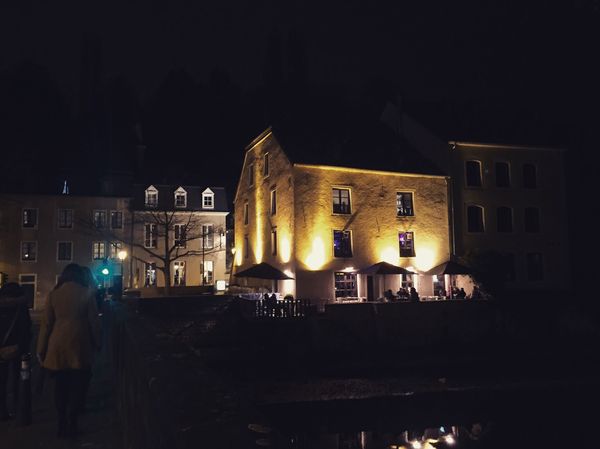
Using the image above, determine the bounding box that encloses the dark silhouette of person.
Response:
[410,287,420,302]
[458,288,467,299]
[0,283,32,420]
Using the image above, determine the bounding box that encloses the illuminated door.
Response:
[145,263,156,286]
[173,261,186,286]
[19,274,36,309]
[366,276,374,301]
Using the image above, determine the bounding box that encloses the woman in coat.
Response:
[0,282,32,420]
[37,264,101,437]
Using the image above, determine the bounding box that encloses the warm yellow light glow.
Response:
[410,441,421,449]
[342,266,355,272]
[117,250,127,261]
[280,236,291,263]
[231,247,236,255]
[255,188,263,263]
[284,270,293,278]
[443,435,455,445]
[235,249,242,266]
[306,236,326,270]
[414,246,436,271]
[380,246,399,265]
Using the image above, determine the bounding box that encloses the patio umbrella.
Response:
[234,262,294,280]
[425,260,472,276]
[358,261,415,275]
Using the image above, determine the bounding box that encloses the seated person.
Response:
[384,289,394,301]
[396,288,409,300]
[457,287,467,299]
[409,287,420,302]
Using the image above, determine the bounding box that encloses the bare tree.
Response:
[77,208,225,296]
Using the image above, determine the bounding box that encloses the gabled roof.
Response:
[132,184,228,212]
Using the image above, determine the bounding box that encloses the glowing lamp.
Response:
[101,268,109,276]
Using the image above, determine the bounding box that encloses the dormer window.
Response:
[202,188,215,209]
[145,185,158,208]
[174,187,187,208]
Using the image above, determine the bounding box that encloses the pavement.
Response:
[0,302,122,449]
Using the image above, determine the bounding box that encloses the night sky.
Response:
[1,1,598,279]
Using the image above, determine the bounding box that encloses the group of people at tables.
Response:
[380,285,483,302]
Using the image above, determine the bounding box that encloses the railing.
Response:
[239,297,312,319]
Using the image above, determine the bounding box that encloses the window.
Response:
[145,185,158,207]
[57,241,72,261]
[110,210,123,229]
[202,188,215,209]
[271,229,277,256]
[248,163,254,187]
[144,223,157,248]
[396,192,414,217]
[174,187,187,208]
[173,261,186,286]
[497,207,513,232]
[202,224,214,249]
[526,252,544,281]
[263,153,270,177]
[467,205,485,232]
[270,189,277,216]
[244,235,249,259]
[465,160,482,187]
[506,253,516,281]
[93,210,107,228]
[21,241,37,261]
[22,209,38,228]
[110,242,123,259]
[92,242,106,260]
[399,231,415,257]
[524,207,540,233]
[57,209,73,229]
[523,164,537,189]
[333,230,352,258]
[495,162,510,187]
[145,262,157,286]
[174,224,186,248]
[244,203,249,225]
[334,272,357,298]
[332,188,351,214]
[201,260,214,285]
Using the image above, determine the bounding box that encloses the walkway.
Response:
[0,302,122,448]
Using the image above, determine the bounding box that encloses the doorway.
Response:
[19,273,36,309]
[366,275,374,301]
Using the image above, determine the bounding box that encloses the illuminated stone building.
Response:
[233,125,452,303]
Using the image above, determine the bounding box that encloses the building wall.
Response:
[292,165,451,300]
[451,143,570,289]
[233,131,297,296]
[0,194,129,310]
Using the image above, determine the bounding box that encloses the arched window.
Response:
[467,205,485,232]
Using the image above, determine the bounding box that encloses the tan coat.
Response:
[37,282,101,371]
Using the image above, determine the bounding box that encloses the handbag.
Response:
[0,309,19,361]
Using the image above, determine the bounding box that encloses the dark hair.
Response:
[0,282,24,298]
[55,263,86,290]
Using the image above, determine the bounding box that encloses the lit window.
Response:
[201,260,214,285]
[145,262,156,286]
[467,205,485,232]
[145,185,158,207]
[497,207,513,232]
[57,241,73,261]
[495,162,510,187]
[396,192,414,217]
[524,207,540,233]
[244,203,249,225]
[21,241,37,261]
[271,228,277,256]
[92,242,106,260]
[332,188,351,214]
[333,230,352,258]
[334,272,357,298]
[202,188,214,209]
[173,261,186,286]
[110,242,123,259]
[93,210,107,228]
[110,210,123,229]
[57,209,73,229]
[270,189,277,216]
[22,209,38,228]
[263,153,270,177]
[174,187,187,208]
[526,252,544,281]
[248,163,254,187]
[144,223,157,248]
[202,224,214,249]
[399,232,415,257]
[523,164,537,189]
[465,160,482,187]
[174,224,186,248]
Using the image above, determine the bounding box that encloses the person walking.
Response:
[0,283,32,420]
[36,264,101,438]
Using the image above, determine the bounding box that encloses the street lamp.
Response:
[117,250,127,297]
